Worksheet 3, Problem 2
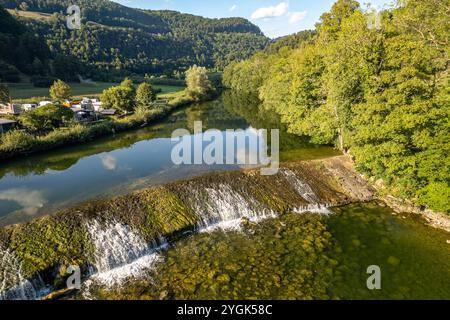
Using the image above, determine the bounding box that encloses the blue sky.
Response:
[112,0,395,38]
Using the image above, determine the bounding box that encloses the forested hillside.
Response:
[0,0,269,81]
[224,0,449,213]
[0,6,51,82]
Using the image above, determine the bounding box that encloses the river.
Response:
[0,92,449,300]
[0,92,339,226]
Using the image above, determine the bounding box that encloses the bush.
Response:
[20,103,74,132]
[418,183,450,213]
[0,130,36,153]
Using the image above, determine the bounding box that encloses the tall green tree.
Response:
[49,80,71,101]
[136,82,156,107]
[224,0,450,213]
[185,65,214,101]
[0,84,10,104]
[101,79,136,113]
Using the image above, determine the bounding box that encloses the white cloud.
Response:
[230,5,237,12]
[289,11,308,24]
[251,2,289,20]
[101,155,118,171]
[0,188,47,215]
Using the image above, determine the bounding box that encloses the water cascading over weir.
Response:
[0,248,47,300]
[0,156,375,299]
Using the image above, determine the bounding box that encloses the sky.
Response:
[111,0,396,38]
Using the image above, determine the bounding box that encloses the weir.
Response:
[187,184,277,231]
[281,169,320,204]
[88,220,167,274]
[0,157,376,299]
[0,248,46,300]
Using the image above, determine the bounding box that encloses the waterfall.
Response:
[188,184,277,232]
[85,220,167,291]
[293,204,331,215]
[281,169,332,215]
[281,169,320,203]
[0,248,46,300]
[87,220,166,273]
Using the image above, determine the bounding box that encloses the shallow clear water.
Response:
[83,203,450,300]
[0,93,339,226]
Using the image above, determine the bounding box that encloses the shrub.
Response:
[0,130,36,153]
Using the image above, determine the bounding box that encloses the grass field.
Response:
[6,9,53,22]
[8,82,184,102]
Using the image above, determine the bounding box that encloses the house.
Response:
[71,107,97,122]
[92,100,103,111]
[73,98,95,111]
[0,103,23,115]
[22,104,38,111]
[100,109,117,116]
[39,101,53,107]
[0,118,17,134]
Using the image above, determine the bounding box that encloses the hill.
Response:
[0,0,269,82]
[0,6,51,82]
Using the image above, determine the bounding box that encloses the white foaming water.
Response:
[281,169,320,203]
[88,220,156,273]
[86,220,167,290]
[190,184,277,232]
[281,169,332,215]
[293,204,332,215]
[0,248,46,300]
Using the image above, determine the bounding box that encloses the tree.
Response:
[120,77,135,91]
[49,80,71,101]
[223,0,449,213]
[185,65,214,101]
[101,79,136,113]
[20,103,74,132]
[136,82,156,107]
[0,84,10,104]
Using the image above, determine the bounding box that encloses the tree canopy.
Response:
[20,103,74,132]
[49,80,71,101]
[101,78,136,113]
[185,66,214,101]
[136,82,156,107]
[0,84,10,104]
[224,0,450,213]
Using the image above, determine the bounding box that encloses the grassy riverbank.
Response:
[0,90,193,160]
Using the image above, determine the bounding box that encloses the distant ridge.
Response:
[0,0,269,81]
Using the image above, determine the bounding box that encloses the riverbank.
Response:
[0,91,197,161]
[0,156,374,298]
[327,155,450,232]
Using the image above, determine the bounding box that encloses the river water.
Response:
[0,92,449,300]
[0,93,339,226]
[80,203,450,300]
